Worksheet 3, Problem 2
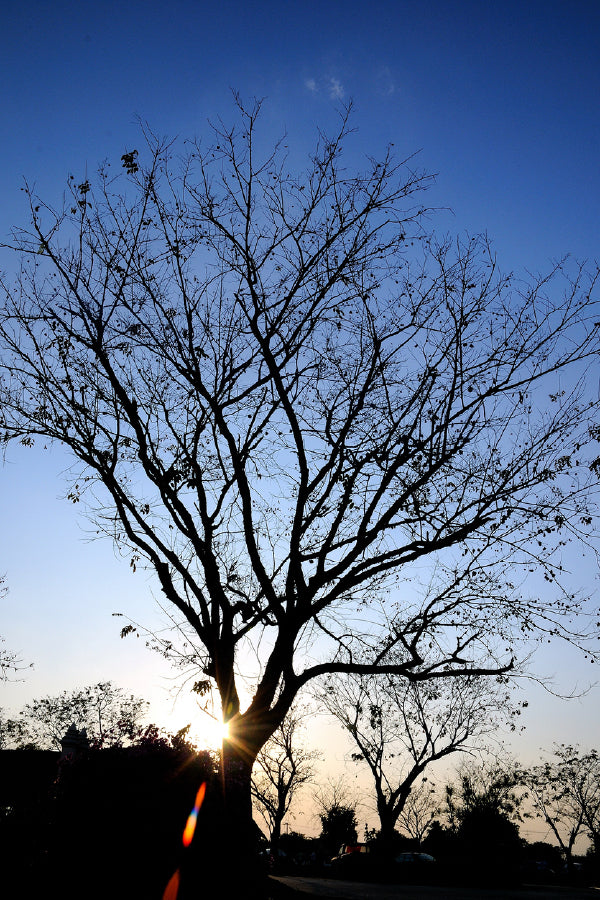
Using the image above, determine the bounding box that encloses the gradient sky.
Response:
[1,0,599,836]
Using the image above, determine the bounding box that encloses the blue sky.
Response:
[2,0,598,270]
[1,0,599,813]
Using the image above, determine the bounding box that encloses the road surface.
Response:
[271,876,600,900]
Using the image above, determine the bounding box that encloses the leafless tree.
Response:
[251,706,319,849]
[318,669,522,845]
[396,777,440,845]
[523,744,600,868]
[1,96,599,868]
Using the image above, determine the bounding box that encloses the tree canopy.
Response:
[1,99,599,876]
[6,681,149,750]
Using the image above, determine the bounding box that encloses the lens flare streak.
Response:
[162,868,180,900]
[162,781,207,900]
[182,782,206,848]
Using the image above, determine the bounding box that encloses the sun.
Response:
[160,695,232,751]
[198,715,229,749]
[218,718,230,741]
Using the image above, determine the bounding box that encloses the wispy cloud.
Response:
[328,77,345,100]
[304,75,346,101]
[376,66,395,96]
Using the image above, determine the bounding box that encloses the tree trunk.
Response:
[564,841,575,882]
[270,816,282,858]
[221,734,256,839]
[377,801,399,859]
[178,735,265,898]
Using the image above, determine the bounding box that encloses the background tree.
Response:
[251,706,319,850]
[396,777,440,846]
[1,98,599,881]
[319,805,359,859]
[443,759,524,857]
[15,681,148,750]
[0,708,29,749]
[319,669,524,847]
[574,749,600,860]
[524,745,600,871]
[314,778,359,858]
[433,759,524,883]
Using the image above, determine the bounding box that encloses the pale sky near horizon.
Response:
[1,0,599,840]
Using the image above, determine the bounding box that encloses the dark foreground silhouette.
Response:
[0,741,275,899]
[1,746,598,899]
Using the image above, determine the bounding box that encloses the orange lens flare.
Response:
[182,781,206,848]
[162,868,180,900]
[163,782,206,899]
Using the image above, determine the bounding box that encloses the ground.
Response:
[269,876,600,900]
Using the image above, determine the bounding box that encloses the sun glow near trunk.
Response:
[197,714,229,749]
[218,718,230,742]
[179,713,229,751]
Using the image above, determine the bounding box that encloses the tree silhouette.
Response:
[15,681,148,749]
[319,670,520,847]
[396,778,440,845]
[251,706,319,851]
[524,744,600,871]
[312,776,361,862]
[440,761,524,883]
[1,97,599,880]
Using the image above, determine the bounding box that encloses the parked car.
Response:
[332,842,370,859]
[392,851,438,884]
[519,859,556,883]
[331,843,372,874]
[395,852,436,865]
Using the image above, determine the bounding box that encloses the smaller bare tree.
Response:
[319,670,523,847]
[396,778,440,845]
[523,745,600,869]
[251,706,319,849]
